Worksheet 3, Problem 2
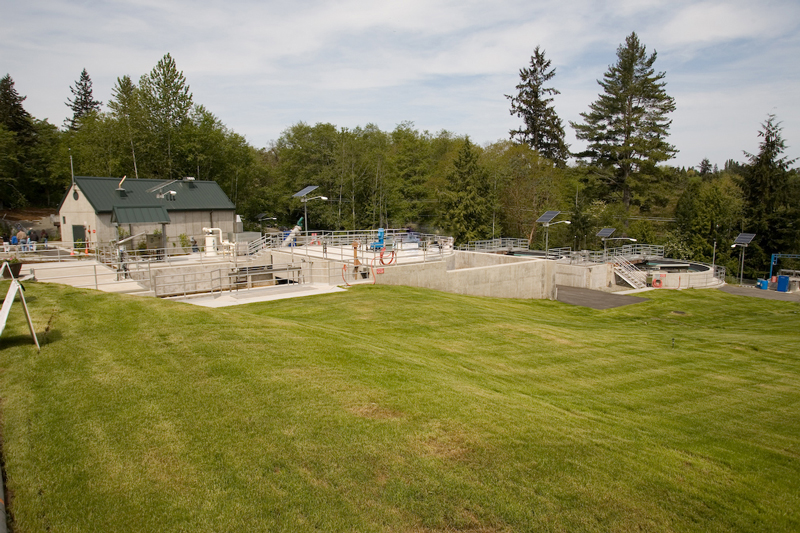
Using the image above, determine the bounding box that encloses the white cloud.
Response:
[657,0,798,48]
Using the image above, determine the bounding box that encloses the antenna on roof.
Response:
[69,148,75,187]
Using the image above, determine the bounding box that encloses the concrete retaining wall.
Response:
[555,263,615,290]
[374,251,557,300]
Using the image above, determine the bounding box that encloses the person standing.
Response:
[16,229,26,251]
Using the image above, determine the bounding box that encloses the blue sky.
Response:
[2,0,799,169]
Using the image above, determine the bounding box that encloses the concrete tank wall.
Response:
[555,263,615,290]
[374,251,557,300]
[651,268,721,289]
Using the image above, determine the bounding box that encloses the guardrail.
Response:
[1,242,239,266]
[28,259,150,292]
[457,238,530,252]
[153,263,304,298]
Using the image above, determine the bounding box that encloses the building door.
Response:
[72,225,85,246]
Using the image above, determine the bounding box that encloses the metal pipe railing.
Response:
[152,264,304,298]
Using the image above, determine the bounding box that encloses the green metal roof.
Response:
[61,176,236,214]
[111,206,171,224]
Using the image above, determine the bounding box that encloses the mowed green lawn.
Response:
[0,282,798,532]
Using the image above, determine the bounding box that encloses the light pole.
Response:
[543,220,571,258]
[730,233,756,286]
[301,196,328,236]
[712,239,717,275]
[732,243,747,286]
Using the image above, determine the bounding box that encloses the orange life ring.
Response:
[652,279,663,288]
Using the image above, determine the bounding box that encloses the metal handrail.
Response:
[152,263,304,298]
[457,238,530,251]
[612,255,647,288]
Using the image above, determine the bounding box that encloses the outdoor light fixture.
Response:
[536,211,571,259]
[731,233,756,286]
[293,186,327,234]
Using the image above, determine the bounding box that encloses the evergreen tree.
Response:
[0,74,34,141]
[65,68,102,130]
[138,53,193,178]
[506,47,569,165]
[742,114,799,270]
[441,138,493,244]
[697,158,713,176]
[0,75,36,207]
[571,32,676,210]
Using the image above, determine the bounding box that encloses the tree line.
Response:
[1,34,797,279]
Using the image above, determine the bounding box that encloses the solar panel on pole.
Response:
[732,233,755,286]
[536,211,560,224]
[596,228,616,238]
[734,233,756,245]
[293,185,319,198]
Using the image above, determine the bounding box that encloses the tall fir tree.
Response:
[571,32,676,210]
[441,137,493,244]
[741,114,799,269]
[0,74,34,142]
[65,68,102,130]
[506,47,569,165]
[0,74,36,207]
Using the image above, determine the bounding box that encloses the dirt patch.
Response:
[0,208,56,222]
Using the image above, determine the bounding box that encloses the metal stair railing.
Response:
[247,234,274,256]
[612,255,647,289]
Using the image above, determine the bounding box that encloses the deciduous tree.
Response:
[138,53,193,178]
[108,75,142,178]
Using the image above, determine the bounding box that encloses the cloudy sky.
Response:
[2,0,799,169]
